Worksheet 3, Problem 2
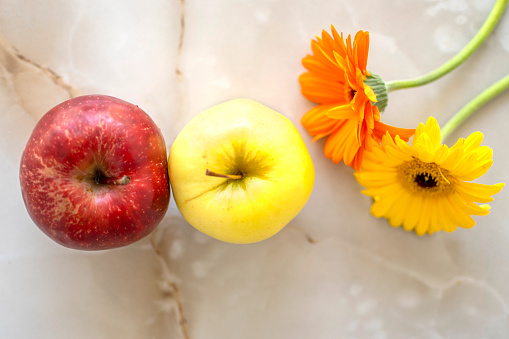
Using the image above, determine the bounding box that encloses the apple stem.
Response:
[96,174,131,185]
[205,169,243,180]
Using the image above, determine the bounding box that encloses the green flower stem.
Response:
[385,0,507,92]
[441,74,509,141]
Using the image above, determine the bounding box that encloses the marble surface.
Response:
[1,0,509,338]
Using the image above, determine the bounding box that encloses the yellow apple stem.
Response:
[205,169,243,180]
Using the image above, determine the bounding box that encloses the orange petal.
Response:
[301,104,343,139]
[323,121,351,163]
[373,121,415,143]
[299,72,348,104]
[323,118,361,166]
[354,30,369,71]
[364,101,375,131]
[327,104,356,119]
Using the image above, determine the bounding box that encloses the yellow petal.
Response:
[394,136,413,154]
[385,143,413,163]
[449,137,465,153]
[436,146,464,171]
[454,181,504,203]
[419,150,435,163]
[387,191,412,227]
[363,183,403,198]
[473,146,493,163]
[414,117,440,147]
[453,192,492,216]
[370,200,389,218]
[445,195,476,228]
[423,117,442,149]
[434,197,458,233]
[454,159,493,181]
[403,194,422,231]
[413,121,427,142]
[415,198,432,235]
[433,145,450,164]
[463,131,484,152]
[364,83,377,102]
[356,170,399,187]
[415,133,435,153]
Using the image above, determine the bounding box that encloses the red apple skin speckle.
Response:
[19,95,170,250]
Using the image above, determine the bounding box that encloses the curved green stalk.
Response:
[386,0,507,92]
[441,74,509,141]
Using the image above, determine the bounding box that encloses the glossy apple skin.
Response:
[19,95,170,250]
[169,98,315,244]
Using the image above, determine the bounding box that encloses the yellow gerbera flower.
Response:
[355,117,504,235]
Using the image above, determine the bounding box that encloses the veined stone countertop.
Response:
[1,0,508,338]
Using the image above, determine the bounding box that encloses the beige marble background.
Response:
[1,0,509,338]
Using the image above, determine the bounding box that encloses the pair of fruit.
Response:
[19,95,315,250]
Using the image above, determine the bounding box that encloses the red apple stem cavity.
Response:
[95,172,131,185]
[206,169,243,180]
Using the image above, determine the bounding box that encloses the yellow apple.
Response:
[168,98,315,244]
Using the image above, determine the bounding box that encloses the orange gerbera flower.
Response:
[300,26,414,170]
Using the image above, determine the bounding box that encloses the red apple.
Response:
[19,95,170,250]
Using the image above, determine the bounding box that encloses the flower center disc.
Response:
[398,159,454,198]
[414,173,437,188]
